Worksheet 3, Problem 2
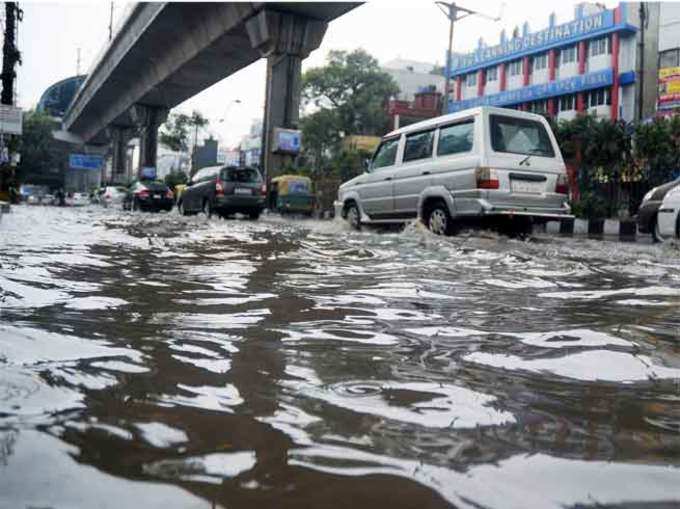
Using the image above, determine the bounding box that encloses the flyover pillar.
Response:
[246,10,327,181]
[131,105,168,179]
[108,126,132,184]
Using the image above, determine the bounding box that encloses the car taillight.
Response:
[137,189,149,198]
[260,183,267,195]
[476,167,499,189]
[104,194,111,199]
[555,174,569,195]
[215,179,224,196]
[166,189,174,199]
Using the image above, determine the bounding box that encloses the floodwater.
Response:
[1,204,680,509]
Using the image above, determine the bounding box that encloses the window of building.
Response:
[560,45,577,65]
[659,48,680,68]
[437,120,474,156]
[507,59,523,77]
[533,53,548,71]
[588,88,611,107]
[589,37,611,57]
[372,138,399,170]
[559,94,575,111]
[403,130,435,163]
[487,66,498,82]
[465,72,477,87]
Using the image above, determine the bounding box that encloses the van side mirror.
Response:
[363,158,371,173]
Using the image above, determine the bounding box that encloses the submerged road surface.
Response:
[1,205,680,508]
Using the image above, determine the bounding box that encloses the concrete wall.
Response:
[659,2,680,51]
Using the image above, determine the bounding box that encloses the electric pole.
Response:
[436,1,501,114]
[1,2,22,106]
[108,2,114,41]
[76,47,81,76]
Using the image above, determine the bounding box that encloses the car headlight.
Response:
[642,188,655,203]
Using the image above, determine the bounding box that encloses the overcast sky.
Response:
[18,0,617,148]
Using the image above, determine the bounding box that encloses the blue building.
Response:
[447,3,644,122]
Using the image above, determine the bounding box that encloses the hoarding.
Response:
[273,128,301,154]
[0,105,22,135]
[140,166,157,180]
[658,66,680,114]
[69,153,104,171]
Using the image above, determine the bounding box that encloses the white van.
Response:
[335,106,572,234]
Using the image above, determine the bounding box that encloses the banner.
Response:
[658,67,680,115]
[69,153,104,170]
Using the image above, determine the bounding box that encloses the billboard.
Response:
[69,153,104,170]
[658,66,680,114]
[0,105,22,135]
[140,166,157,180]
[273,128,301,154]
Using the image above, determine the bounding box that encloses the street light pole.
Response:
[436,1,501,115]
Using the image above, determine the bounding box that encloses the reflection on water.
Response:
[1,205,680,508]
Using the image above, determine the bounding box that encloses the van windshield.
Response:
[221,168,262,183]
[490,115,555,158]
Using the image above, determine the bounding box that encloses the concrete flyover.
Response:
[62,2,359,181]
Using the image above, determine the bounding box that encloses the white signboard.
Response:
[0,105,22,135]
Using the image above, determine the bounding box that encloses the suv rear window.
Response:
[490,115,555,157]
[221,168,262,183]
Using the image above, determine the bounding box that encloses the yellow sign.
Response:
[342,135,381,153]
[659,66,680,80]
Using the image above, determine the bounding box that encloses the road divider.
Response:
[543,218,638,241]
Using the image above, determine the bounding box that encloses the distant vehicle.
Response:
[655,184,680,240]
[269,175,314,216]
[123,181,174,212]
[26,194,41,205]
[334,106,572,235]
[636,178,680,242]
[71,192,89,207]
[178,165,266,219]
[98,186,127,208]
[43,194,56,206]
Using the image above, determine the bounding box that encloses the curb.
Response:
[545,218,637,241]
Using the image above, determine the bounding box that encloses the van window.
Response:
[221,167,262,183]
[403,130,434,162]
[437,120,474,156]
[372,138,399,170]
[490,115,555,158]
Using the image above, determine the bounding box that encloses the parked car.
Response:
[334,106,572,235]
[26,194,41,205]
[178,165,266,219]
[98,186,127,208]
[71,192,89,207]
[654,184,680,241]
[123,180,174,212]
[636,178,680,242]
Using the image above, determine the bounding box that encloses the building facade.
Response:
[657,3,680,116]
[447,3,649,122]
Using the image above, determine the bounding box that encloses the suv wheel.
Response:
[426,202,452,236]
[653,214,664,243]
[345,202,361,230]
[248,210,261,220]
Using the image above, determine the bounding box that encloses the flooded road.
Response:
[2,204,680,508]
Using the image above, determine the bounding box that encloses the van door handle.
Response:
[421,171,431,175]
[384,177,392,181]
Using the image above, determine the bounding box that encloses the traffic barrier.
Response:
[544,218,637,241]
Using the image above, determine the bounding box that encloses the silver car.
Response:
[335,106,572,234]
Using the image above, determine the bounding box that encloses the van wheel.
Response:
[345,202,361,230]
[202,199,213,218]
[676,213,680,239]
[248,210,261,220]
[426,201,453,236]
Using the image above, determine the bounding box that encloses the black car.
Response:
[178,165,266,219]
[123,180,174,212]
[636,178,680,242]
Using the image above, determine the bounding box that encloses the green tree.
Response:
[16,110,63,186]
[300,49,398,175]
[159,110,209,152]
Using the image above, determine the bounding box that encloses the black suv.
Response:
[178,165,266,219]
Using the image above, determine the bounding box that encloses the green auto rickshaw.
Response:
[269,175,314,215]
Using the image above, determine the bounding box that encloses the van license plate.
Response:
[511,180,543,194]
[153,194,161,199]
[235,188,251,195]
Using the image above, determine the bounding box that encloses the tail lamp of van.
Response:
[555,174,569,195]
[476,167,499,190]
[260,183,267,195]
[215,178,225,197]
